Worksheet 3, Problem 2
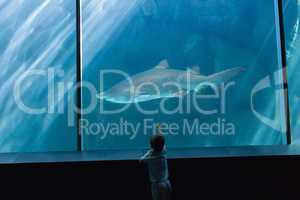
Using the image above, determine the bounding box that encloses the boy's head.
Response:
[150,134,165,152]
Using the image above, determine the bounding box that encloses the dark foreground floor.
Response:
[0,156,299,199]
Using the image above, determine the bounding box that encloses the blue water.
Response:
[82,0,298,150]
[0,0,77,152]
[0,0,299,153]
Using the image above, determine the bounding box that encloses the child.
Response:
[140,125,172,200]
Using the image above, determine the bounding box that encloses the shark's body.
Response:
[97,60,245,104]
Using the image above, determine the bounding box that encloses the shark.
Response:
[97,60,245,104]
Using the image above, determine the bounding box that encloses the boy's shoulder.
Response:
[151,149,167,158]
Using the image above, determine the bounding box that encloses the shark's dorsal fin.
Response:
[187,65,200,74]
[155,59,169,69]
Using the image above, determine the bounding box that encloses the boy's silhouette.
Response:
[140,125,172,200]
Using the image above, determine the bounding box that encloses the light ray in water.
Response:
[82,0,141,67]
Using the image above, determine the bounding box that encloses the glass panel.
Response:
[0,0,77,152]
[284,0,300,143]
[82,0,288,151]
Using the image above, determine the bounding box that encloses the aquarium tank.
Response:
[284,0,300,144]
[0,0,299,154]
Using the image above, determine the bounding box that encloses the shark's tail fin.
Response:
[206,67,246,84]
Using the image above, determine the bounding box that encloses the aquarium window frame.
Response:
[274,0,292,144]
[74,0,293,152]
[76,0,83,151]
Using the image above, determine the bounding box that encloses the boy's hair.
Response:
[150,134,165,152]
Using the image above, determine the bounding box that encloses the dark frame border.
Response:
[276,0,292,144]
[76,0,83,151]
